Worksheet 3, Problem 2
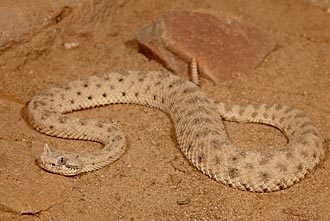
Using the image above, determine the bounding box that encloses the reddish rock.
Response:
[137,10,277,83]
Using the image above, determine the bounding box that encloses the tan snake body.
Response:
[27,70,325,192]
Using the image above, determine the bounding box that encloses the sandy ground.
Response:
[1,0,330,220]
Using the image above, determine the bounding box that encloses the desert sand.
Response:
[0,0,330,220]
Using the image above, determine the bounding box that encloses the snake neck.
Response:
[80,138,126,173]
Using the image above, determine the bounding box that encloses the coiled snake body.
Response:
[27,70,324,192]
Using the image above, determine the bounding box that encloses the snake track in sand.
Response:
[27,70,325,192]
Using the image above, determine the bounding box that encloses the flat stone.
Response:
[136,10,277,83]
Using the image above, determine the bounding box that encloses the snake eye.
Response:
[58,157,66,165]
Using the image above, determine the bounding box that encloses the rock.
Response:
[176,198,191,205]
[0,0,114,70]
[136,10,277,83]
[307,0,330,9]
[0,8,31,51]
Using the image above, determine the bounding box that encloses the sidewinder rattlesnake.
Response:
[27,68,325,192]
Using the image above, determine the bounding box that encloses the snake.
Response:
[27,70,325,192]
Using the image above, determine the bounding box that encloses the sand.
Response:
[0,0,330,220]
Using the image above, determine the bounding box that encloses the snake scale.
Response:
[27,70,325,192]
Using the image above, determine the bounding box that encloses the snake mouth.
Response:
[61,164,81,176]
[37,157,81,176]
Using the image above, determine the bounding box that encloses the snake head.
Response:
[38,144,83,176]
